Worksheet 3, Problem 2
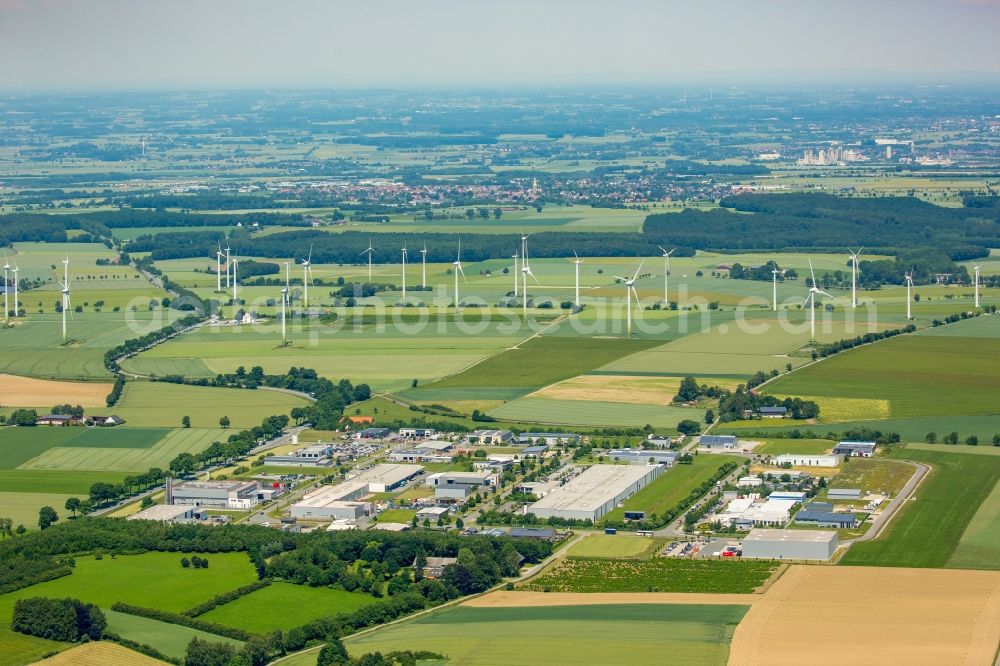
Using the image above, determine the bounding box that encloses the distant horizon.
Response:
[2,0,1000,91]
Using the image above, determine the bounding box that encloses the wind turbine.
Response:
[224,244,231,289]
[573,251,583,307]
[612,260,644,336]
[11,259,19,318]
[452,240,467,307]
[771,267,786,311]
[231,253,240,307]
[216,243,224,292]
[905,270,915,318]
[972,264,981,308]
[658,246,675,304]
[401,245,408,302]
[59,256,70,343]
[848,247,863,308]
[280,286,288,344]
[420,244,427,289]
[3,254,9,326]
[301,244,313,308]
[512,251,519,296]
[803,259,835,339]
[360,239,374,282]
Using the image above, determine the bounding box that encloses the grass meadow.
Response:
[336,603,750,666]
[488,397,692,429]
[199,582,377,633]
[602,455,742,524]
[565,534,660,559]
[841,448,1000,569]
[105,609,243,660]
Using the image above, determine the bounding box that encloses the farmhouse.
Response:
[166,479,260,509]
[758,406,788,419]
[832,441,876,457]
[36,414,82,426]
[127,504,203,523]
[528,464,664,522]
[795,510,858,529]
[417,556,456,579]
[741,528,838,561]
[87,415,124,427]
[773,454,842,467]
[350,463,424,492]
[607,449,678,466]
[700,435,738,449]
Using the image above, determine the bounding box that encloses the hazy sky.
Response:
[2,0,999,90]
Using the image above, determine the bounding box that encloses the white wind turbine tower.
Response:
[401,245,408,302]
[972,264,982,308]
[452,240,467,307]
[848,247,863,308]
[771,267,785,311]
[216,243,224,292]
[3,254,9,326]
[300,244,313,308]
[360,239,375,282]
[11,259,19,318]
[224,244,231,289]
[512,250,519,296]
[612,260,644,337]
[573,251,583,307]
[658,246,675,304]
[420,244,427,289]
[231,254,240,306]
[60,255,71,343]
[280,285,288,344]
[905,269,914,320]
[803,259,835,339]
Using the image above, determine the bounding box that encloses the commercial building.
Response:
[514,480,559,498]
[737,476,763,487]
[127,504,203,523]
[715,496,797,528]
[828,488,862,500]
[528,464,664,522]
[466,429,514,445]
[291,498,371,520]
[768,491,807,502]
[350,464,424,492]
[741,528,838,561]
[263,444,336,467]
[426,470,498,500]
[521,445,549,457]
[700,435,738,449]
[607,449,678,466]
[166,479,260,509]
[416,506,450,521]
[645,434,672,448]
[398,427,437,439]
[795,510,858,529]
[357,427,391,439]
[832,441,876,457]
[773,454,842,467]
[388,449,453,464]
[509,527,556,540]
[517,432,580,446]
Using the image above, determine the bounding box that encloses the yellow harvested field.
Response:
[32,641,167,665]
[469,566,1000,666]
[0,373,113,407]
[530,374,741,405]
[730,566,1000,666]
[463,591,758,607]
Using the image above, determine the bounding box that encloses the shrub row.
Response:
[103,633,182,665]
[183,580,271,617]
[110,602,253,642]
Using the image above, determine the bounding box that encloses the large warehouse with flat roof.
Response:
[741,528,838,561]
[349,463,423,492]
[528,464,664,522]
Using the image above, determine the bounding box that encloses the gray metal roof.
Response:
[795,510,857,525]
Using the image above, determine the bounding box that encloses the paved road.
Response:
[843,460,930,546]
[653,454,750,537]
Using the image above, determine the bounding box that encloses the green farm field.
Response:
[718,414,1000,444]
[489,396,692,429]
[105,609,243,660]
[334,603,750,666]
[566,534,660,559]
[526,558,777,593]
[199,582,377,633]
[113,381,308,429]
[841,448,1000,569]
[764,320,1000,420]
[602,455,742,524]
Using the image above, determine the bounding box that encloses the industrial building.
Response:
[388,448,453,464]
[127,504,204,523]
[166,479,260,509]
[607,449,678,465]
[528,464,664,522]
[466,429,514,445]
[289,481,373,519]
[262,444,336,467]
[517,432,580,446]
[350,463,423,492]
[398,427,437,439]
[700,435,738,449]
[715,496,797,528]
[795,510,858,529]
[425,470,498,500]
[416,506,450,521]
[741,528,838,561]
[357,427,391,439]
[832,441,876,457]
[773,454,843,467]
[828,488,862,500]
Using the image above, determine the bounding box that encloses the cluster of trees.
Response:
[315,640,445,666]
[180,555,209,568]
[813,324,917,358]
[104,314,203,371]
[106,375,126,407]
[926,431,1000,446]
[5,408,39,426]
[673,376,729,403]
[670,374,819,422]
[50,403,85,418]
[11,596,106,641]
[728,260,796,281]
[932,309,993,327]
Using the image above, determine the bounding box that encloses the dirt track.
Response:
[0,373,112,407]
[468,566,1000,666]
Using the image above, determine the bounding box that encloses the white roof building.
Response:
[528,464,664,522]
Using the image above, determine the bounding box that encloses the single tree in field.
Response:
[0,517,13,540]
[316,638,349,666]
[64,497,81,518]
[182,415,191,428]
[38,506,58,530]
[219,416,230,429]
[993,434,1000,447]
[705,409,715,424]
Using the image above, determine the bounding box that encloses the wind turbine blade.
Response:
[573,250,578,259]
[631,285,641,306]
[307,243,313,263]
[816,290,835,299]
[631,259,645,283]
[657,245,666,254]
[801,293,811,308]
[612,275,628,282]
[809,258,816,283]
[458,264,468,283]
